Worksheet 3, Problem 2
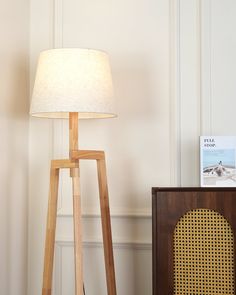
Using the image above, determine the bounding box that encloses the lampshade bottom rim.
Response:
[30,111,117,119]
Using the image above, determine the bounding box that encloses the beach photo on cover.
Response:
[203,149,236,185]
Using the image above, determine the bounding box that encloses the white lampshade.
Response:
[30,48,116,119]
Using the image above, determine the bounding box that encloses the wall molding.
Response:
[53,240,151,294]
[169,0,181,186]
[57,208,151,218]
[200,0,212,135]
[169,0,203,186]
[177,0,202,186]
[53,0,63,48]
[55,239,152,250]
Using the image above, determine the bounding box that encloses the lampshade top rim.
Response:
[40,47,108,55]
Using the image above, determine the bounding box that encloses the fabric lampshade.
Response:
[30,48,116,119]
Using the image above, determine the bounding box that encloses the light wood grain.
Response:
[69,112,78,156]
[42,164,59,295]
[42,112,116,295]
[72,170,84,295]
[69,112,84,294]
[51,159,79,169]
[97,157,117,295]
[71,150,105,160]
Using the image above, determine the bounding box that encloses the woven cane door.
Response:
[174,209,235,295]
[152,188,236,295]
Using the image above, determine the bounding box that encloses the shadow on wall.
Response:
[108,56,164,205]
[78,55,165,210]
[0,53,29,294]
[113,56,161,119]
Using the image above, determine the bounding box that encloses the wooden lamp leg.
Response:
[69,112,84,295]
[71,167,84,295]
[42,165,60,295]
[97,157,117,295]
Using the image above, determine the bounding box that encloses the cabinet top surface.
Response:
[152,187,236,193]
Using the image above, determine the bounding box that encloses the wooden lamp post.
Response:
[30,48,117,295]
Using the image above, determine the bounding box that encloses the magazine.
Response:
[200,136,236,187]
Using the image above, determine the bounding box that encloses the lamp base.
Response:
[41,151,116,295]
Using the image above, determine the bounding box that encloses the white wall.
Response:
[28,0,236,294]
[0,0,29,294]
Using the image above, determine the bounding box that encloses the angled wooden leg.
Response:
[71,167,84,295]
[42,164,60,295]
[97,157,117,295]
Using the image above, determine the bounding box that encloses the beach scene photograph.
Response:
[202,149,236,186]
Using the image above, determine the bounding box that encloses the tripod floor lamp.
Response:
[30,48,117,295]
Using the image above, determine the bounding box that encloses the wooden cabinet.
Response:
[152,187,236,295]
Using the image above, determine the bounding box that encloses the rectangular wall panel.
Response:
[54,0,171,214]
[201,0,236,135]
[54,242,151,295]
[50,0,171,294]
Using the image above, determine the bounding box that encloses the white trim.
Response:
[178,0,202,186]
[57,208,152,218]
[169,0,181,186]
[200,0,212,135]
[53,0,64,211]
[55,239,152,250]
[53,0,63,48]
[51,0,64,215]
[54,244,62,295]
[196,0,202,139]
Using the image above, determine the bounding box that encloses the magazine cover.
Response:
[200,136,236,187]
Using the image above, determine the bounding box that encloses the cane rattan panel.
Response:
[173,209,235,295]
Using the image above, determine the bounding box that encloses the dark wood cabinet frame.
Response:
[152,187,236,295]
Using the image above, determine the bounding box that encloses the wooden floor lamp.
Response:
[30,48,117,295]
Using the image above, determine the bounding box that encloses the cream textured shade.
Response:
[30,48,116,119]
